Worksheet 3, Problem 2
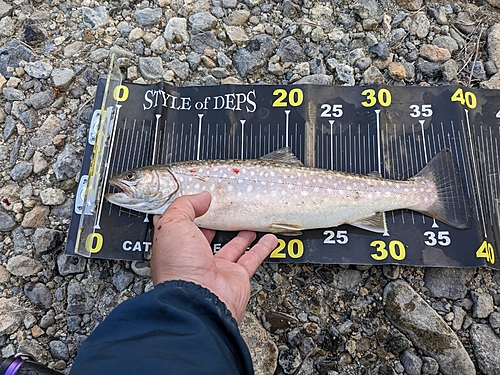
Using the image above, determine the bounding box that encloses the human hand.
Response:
[151,191,278,324]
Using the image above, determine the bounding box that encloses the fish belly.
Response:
[172,162,435,232]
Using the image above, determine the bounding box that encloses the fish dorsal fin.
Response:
[368,171,382,178]
[260,148,304,166]
[270,223,303,235]
[349,212,387,234]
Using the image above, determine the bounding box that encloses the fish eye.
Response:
[125,172,136,180]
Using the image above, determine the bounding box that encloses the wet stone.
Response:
[22,23,48,46]
[24,283,53,309]
[9,161,32,182]
[51,68,76,90]
[57,253,86,276]
[384,280,475,375]
[139,57,164,80]
[134,8,163,26]
[471,291,494,318]
[49,340,70,361]
[66,279,95,315]
[233,34,276,77]
[240,312,278,374]
[33,228,64,254]
[82,6,109,29]
[278,347,301,374]
[424,268,475,300]
[0,40,34,78]
[0,0,13,17]
[21,205,49,228]
[7,255,43,277]
[112,269,135,292]
[24,60,53,79]
[276,36,305,63]
[262,311,298,334]
[400,350,422,375]
[470,324,500,375]
[40,309,55,329]
[0,298,23,335]
[0,211,16,231]
[52,144,81,181]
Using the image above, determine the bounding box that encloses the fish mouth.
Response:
[108,179,135,199]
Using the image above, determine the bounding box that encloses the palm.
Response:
[151,192,277,323]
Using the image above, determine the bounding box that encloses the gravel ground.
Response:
[2,0,500,374]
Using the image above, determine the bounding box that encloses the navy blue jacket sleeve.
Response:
[69,280,254,375]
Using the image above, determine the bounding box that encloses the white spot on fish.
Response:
[179,177,184,182]
[227,185,233,192]
[314,187,319,193]
[301,191,308,197]
[261,181,266,185]
[194,183,200,189]
[237,192,242,197]
[247,185,253,193]
[288,184,294,189]
[210,184,215,191]
[250,171,255,176]
[270,171,275,176]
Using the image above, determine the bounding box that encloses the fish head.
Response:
[105,167,179,214]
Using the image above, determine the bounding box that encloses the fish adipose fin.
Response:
[350,212,387,233]
[260,148,304,166]
[270,223,303,235]
[413,149,471,229]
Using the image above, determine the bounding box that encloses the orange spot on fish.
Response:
[233,168,240,174]
[190,169,196,173]
[157,225,162,230]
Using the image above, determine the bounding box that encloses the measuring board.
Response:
[66,73,500,268]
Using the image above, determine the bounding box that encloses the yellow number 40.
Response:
[476,240,495,264]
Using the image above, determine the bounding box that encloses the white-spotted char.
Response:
[105,148,470,234]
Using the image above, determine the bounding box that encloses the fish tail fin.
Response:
[413,148,471,229]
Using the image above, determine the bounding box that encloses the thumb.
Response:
[155,191,212,225]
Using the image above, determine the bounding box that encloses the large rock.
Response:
[488,23,500,68]
[384,280,476,375]
[240,312,278,374]
[470,324,500,375]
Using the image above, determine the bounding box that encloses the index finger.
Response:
[237,234,278,277]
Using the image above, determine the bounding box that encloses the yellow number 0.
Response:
[85,233,103,253]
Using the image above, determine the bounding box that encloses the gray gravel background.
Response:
[2,0,500,373]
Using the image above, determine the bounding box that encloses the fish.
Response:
[104,148,470,234]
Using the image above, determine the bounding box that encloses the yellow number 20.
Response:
[270,239,304,259]
[272,88,304,107]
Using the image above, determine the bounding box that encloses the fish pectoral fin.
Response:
[350,212,387,234]
[270,223,303,235]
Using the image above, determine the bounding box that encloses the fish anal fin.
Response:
[270,223,303,235]
[350,212,387,234]
[260,148,304,166]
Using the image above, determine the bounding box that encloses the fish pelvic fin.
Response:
[350,212,387,234]
[270,223,303,235]
[412,149,471,229]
